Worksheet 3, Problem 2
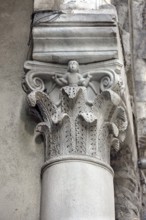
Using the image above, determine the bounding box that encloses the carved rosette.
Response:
[22,60,128,166]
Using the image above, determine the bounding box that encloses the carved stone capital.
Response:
[22,60,128,166]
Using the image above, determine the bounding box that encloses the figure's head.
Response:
[68,60,79,73]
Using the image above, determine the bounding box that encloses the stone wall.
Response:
[0,0,43,220]
[132,0,146,218]
[111,0,142,219]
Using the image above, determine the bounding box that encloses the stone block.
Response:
[135,81,146,102]
[34,0,111,11]
[32,13,118,64]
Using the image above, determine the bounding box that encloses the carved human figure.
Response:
[52,60,94,106]
[53,60,92,87]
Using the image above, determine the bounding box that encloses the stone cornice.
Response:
[32,11,118,63]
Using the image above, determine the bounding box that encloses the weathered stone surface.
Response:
[132,0,145,30]
[111,1,142,219]
[138,118,146,150]
[32,11,118,64]
[135,59,146,82]
[34,0,111,11]
[0,0,143,220]
[23,6,128,216]
[136,31,146,59]
[41,161,115,220]
[136,102,146,120]
[136,81,146,102]
[0,0,44,220]
[23,0,143,219]
[112,0,132,89]
[131,0,146,217]
[132,0,146,183]
[132,0,146,121]
[23,59,127,161]
[20,2,143,220]
[23,57,127,219]
[112,144,141,220]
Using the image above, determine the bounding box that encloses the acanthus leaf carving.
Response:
[51,112,69,124]
[23,60,128,165]
[111,138,120,153]
[105,122,119,138]
[62,86,83,100]
[27,90,57,122]
[78,112,97,124]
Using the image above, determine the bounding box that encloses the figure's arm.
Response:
[78,73,92,87]
[78,74,85,86]
[53,74,68,86]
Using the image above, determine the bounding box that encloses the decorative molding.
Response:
[32,12,117,63]
[41,155,114,175]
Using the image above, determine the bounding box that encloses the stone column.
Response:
[22,1,128,219]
